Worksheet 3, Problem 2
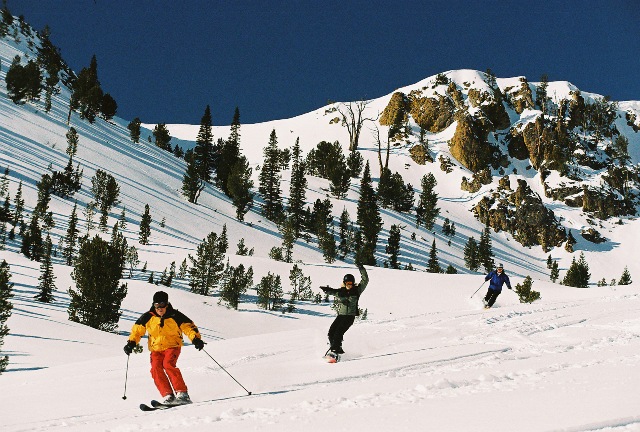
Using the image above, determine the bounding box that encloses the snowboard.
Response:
[324,351,340,363]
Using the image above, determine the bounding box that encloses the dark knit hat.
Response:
[343,273,355,283]
[153,291,169,304]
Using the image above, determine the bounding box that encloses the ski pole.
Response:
[122,354,130,400]
[202,348,252,395]
[470,280,487,298]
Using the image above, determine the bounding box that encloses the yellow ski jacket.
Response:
[128,303,201,352]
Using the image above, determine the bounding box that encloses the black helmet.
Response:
[343,273,355,284]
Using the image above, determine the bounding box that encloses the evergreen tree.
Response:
[478,227,495,273]
[65,127,79,157]
[442,218,452,236]
[346,150,364,178]
[536,74,549,115]
[101,93,117,120]
[319,225,337,264]
[188,230,227,296]
[21,213,44,261]
[217,107,242,193]
[258,129,284,223]
[138,204,152,245]
[290,264,313,301]
[118,207,127,230]
[62,203,79,266]
[227,155,254,220]
[182,151,205,204]
[618,266,632,285]
[193,105,215,184]
[416,173,439,229]
[69,55,103,123]
[12,181,24,227]
[426,239,442,273]
[546,254,553,269]
[515,276,541,303]
[550,260,560,283]
[0,260,13,373]
[68,235,127,331]
[562,252,590,288]
[236,238,253,256]
[218,261,253,310]
[152,123,172,152]
[445,264,458,274]
[109,222,128,277]
[385,224,401,269]
[256,272,284,311]
[90,169,120,229]
[178,258,188,278]
[463,236,480,271]
[162,261,176,287]
[288,138,307,236]
[127,117,142,143]
[356,162,382,265]
[338,208,353,259]
[125,246,139,278]
[35,235,55,303]
[280,216,296,263]
[83,202,96,234]
[5,55,41,104]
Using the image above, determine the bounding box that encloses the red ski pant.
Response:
[150,347,187,397]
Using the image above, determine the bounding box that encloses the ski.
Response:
[139,399,185,411]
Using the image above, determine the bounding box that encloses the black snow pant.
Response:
[484,289,501,307]
[328,315,356,350]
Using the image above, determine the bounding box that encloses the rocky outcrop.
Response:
[449,111,492,173]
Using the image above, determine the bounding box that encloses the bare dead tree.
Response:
[372,124,390,177]
[337,100,377,151]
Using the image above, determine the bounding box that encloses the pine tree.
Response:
[69,55,103,123]
[21,213,44,261]
[118,207,127,230]
[0,259,13,373]
[618,266,632,285]
[68,235,127,331]
[338,208,353,259]
[445,264,458,274]
[35,235,55,302]
[193,105,215,184]
[319,225,337,264]
[90,169,120,229]
[478,227,495,273]
[218,261,253,310]
[138,204,152,245]
[256,272,284,311]
[385,224,401,269]
[562,252,590,288]
[162,261,176,287]
[125,246,139,278]
[182,151,205,204]
[188,230,227,296]
[6,55,41,104]
[288,138,307,236]
[217,107,241,193]
[463,236,480,271]
[236,238,252,256]
[416,173,439,229]
[227,155,254,220]
[280,216,296,263]
[536,74,549,116]
[12,181,23,227]
[426,239,442,273]
[101,93,117,120]
[83,202,96,234]
[152,123,172,152]
[515,276,541,303]
[258,129,284,222]
[178,258,188,278]
[546,254,553,269]
[290,264,313,301]
[550,260,559,283]
[127,117,142,143]
[110,223,128,277]
[356,162,382,265]
[62,203,79,266]
[65,127,79,157]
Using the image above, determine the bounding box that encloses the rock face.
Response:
[473,179,566,252]
[449,111,493,173]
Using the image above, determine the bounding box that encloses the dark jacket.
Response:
[321,265,369,316]
[128,303,201,352]
[485,270,512,292]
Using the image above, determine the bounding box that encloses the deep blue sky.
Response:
[13,1,640,125]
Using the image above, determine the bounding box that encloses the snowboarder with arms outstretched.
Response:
[483,263,512,308]
[124,291,204,405]
[320,264,368,359]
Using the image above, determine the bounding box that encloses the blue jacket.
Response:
[485,270,512,292]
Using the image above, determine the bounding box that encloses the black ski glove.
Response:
[192,337,205,351]
[123,340,136,355]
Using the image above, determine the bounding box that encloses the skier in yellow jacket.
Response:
[124,291,204,405]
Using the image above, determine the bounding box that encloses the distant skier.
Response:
[320,264,369,356]
[483,263,512,308]
[123,291,204,405]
